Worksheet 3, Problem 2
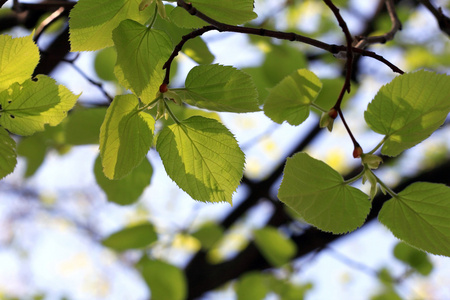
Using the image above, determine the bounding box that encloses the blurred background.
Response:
[1,0,450,299]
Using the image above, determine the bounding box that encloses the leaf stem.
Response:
[148,4,158,28]
[365,167,398,198]
[164,100,181,124]
[367,137,387,155]
[344,169,365,185]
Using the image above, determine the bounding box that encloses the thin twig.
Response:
[34,6,65,42]
[417,0,450,36]
[355,0,403,48]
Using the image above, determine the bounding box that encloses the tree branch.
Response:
[418,0,450,36]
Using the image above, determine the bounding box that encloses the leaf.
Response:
[278,152,371,234]
[69,0,153,51]
[94,47,117,82]
[0,128,17,179]
[0,75,79,136]
[65,107,107,145]
[102,222,157,251]
[17,133,47,178]
[191,222,224,250]
[264,69,322,125]
[153,5,214,65]
[0,33,40,91]
[177,64,260,113]
[378,182,450,257]
[188,0,257,25]
[113,20,173,104]
[94,155,152,205]
[156,116,245,204]
[393,242,433,275]
[170,7,209,29]
[99,94,155,180]
[253,226,297,267]
[139,258,187,300]
[235,272,268,300]
[365,70,450,156]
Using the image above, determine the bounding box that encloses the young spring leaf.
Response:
[177,64,259,113]
[278,152,371,234]
[0,33,39,91]
[113,20,173,104]
[0,128,17,179]
[99,94,155,180]
[156,116,245,204]
[102,222,157,251]
[0,75,79,136]
[365,70,450,157]
[264,69,322,125]
[139,258,187,300]
[171,0,257,27]
[69,0,153,51]
[378,182,450,257]
[94,155,152,205]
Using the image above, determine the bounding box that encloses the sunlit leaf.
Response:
[0,75,79,136]
[69,0,153,51]
[393,242,433,275]
[94,47,117,82]
[17,133,46,178]
[0,33,39,91]
[99,94,155,179]
[0,128,16,179]
[278,152,371,234]
[156,116,245,204]
[65,107,107,145]
[94,155,152,205]
[264,69,322,125]
[235,272,268,300]
[379,182,450,257]
[102,222,157,251]
[365,70,450,156]
[177,64,259,113]
[113,20,173,104]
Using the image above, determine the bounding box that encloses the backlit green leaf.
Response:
[0,33,39,91]
[170,7,209,29]
[65,107,107,145]
[17,133,46,178]
[102,222,157,251]
[379,182,450,257]
[94,155,152,205]
[365,71,450,156]
[156,116,245,204]
[0,128,16,179]
[99,94,155,180]
[278,152,371,234]
[264,69,322,125]
[0,75,79,136]
[113,20,173,104]
[171,0,256,26]
[177,64,259,113]
[94,47,117,82]
[253,226,296,267]
[69,0,153,51]
[140,258,187,300]
[393,242,433,275]
[191,222,224,250]
[235,272,268,300]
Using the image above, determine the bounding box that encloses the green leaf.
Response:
[264,69,322,125]
[94,155,152,205]
[156,116,245,204]
[235,272,268,300]
[17,133,47,178]
[65,107,107,145]
[0,128,17,179]
[94,47,117,82]
[365,70,450,156]
[69,0,153,51]
[154,5,214,65]
[278,152,371,234]
[253,226,296,267]
[393,242,433,275]
[102,222,157,251]
[170,7,209,29]
[378,182,450,257]
[113,20,173,104]
[312,78,355,114]
[177,64,260,113]
[171,0,256,26]
[139,258,187,300]
[99,94,155,180]
[0,75,79,136]
[191,222,224,250]
[0,33,40,91]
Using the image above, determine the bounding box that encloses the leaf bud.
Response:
[353,146,363,158]
[159,83,168,93]
[361,154,383,169]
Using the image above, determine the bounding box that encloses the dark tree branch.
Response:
[418,0,450,36]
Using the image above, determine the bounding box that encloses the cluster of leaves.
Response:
[1,0,450,297]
